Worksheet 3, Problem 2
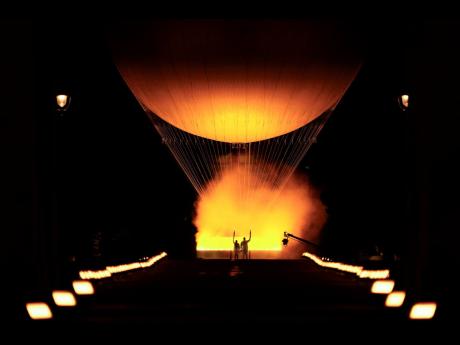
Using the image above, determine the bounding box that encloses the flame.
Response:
[194,161,326,257]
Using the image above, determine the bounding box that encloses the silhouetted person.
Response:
[241,230,251,259]
[232,231,240,260]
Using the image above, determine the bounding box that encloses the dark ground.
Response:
[31,259,417,326]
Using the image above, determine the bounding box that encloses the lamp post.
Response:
[398,88,427,301]
[398,93,410,111]
[51,93,71,287]
[56,94,71,113]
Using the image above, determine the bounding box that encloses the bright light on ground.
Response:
[26,302,53,320]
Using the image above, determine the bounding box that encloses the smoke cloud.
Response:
[194,157,327,258]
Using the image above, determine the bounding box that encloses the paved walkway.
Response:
[63,259,406,325]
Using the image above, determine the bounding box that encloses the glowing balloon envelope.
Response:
[112,20,361,143]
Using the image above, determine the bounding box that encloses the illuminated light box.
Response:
[52,291,77,307]
[26,302,53,320]
[371,280,395,294]
[72,280,95,295]
[385,291,406,307]
[409,302,437,320]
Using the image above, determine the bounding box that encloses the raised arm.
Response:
[233,230,235,243]
[248,230,252,242]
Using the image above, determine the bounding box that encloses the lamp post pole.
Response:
[51,94,71,287]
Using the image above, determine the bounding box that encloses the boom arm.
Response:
[283,232,319,248]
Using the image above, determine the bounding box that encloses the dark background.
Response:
[2,17,460,318]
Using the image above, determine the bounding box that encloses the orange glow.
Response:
[409,302,437,320]
[302,251,390,279]
[79,252,167,280]
[52,291,77,307]
[385,291,406,307]
[115,20,361,143]
[194,163,326,255]
[303,252,363,274]
[79,269,111,280]
[135,82,345,143]
[358,269,390,279]
[26,302,53,320]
